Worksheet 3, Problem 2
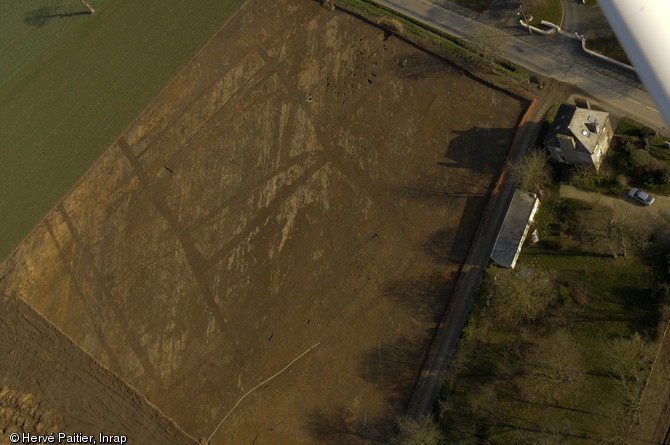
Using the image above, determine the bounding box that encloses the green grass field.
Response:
[524,0,563,27]
[0,0,246,261]
[0,0,105,85]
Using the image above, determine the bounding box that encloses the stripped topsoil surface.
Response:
[0,0,525,443]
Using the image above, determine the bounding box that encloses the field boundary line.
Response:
[484,93,536,220]
[405,91,537,418]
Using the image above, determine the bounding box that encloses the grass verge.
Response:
[333,0,542,89]
[0,0,246,261]
[523,0,563,27]
[586,35,630,65]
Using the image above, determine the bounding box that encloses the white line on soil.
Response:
[206,342,321,444]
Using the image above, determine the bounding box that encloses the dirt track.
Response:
[0,0,525,443]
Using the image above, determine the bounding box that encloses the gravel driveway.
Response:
[560,184,670,236]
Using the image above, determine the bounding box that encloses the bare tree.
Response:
[598,333,656,441]
[605,333,655,388]
[583,204,649,258]
[533,330,583,385]
[508,149,552,196]
[468,28,507,62]
[391,415,445,445]
[488,266,556,324]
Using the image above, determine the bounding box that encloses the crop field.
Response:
[0,0,525,443]
[0,0,104,85]
[0,0,245,262]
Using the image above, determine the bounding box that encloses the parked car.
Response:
[628,187,655,206]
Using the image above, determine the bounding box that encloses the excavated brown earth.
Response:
[0,0,525,443]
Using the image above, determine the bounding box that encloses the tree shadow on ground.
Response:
[358,337,430,412]
[613,285,661,336]
[444,127,514,175]
[25,7,90,27]
[422,197,480,266]
[306,407,390,444]
[304,337,431,443]
[382,272,451,322]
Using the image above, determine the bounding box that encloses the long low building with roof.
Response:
[490,190,540,269]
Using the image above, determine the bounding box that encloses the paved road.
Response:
[376,0,669,134]
[560,184,670,235]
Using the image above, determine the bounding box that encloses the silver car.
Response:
[628,187,655,206]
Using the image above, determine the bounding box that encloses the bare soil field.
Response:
[0,0,525,443]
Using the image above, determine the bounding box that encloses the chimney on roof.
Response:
[586,123,598,133]
[575,97,590,109]
[557,134,576,151]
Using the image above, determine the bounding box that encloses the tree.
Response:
[533,330,583,385]
[508,149,552,195]
[583,204,649,258]
[601,333,656,437]
[605,333,655,388]
[391,415,445,445]
[488,266,556,324]
[630,149,652,168]
[468,28,507,62]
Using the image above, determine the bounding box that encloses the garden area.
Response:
[569,117,670,197]
[435,173,670,443]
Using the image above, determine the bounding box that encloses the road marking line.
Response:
[626,98,640,104]
[647,106,659,112]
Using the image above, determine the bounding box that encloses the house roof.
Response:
[490,190,540,268]
[544,104,609,154]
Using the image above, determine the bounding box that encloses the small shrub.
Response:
[598,162,615,182]
[558,285,571,304]
[630,149,653,168]
[623,140,637,154]
[375,17,404,34]
[640,159,666,174]
[499,59,518,71]
[662,168,670,185]
[547,238,566,251]
[653,282,670,300]
[569,165,598,191]
[616,174,630,187]
[569,283,588,306]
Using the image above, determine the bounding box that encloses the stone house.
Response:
[543,100,613,171]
